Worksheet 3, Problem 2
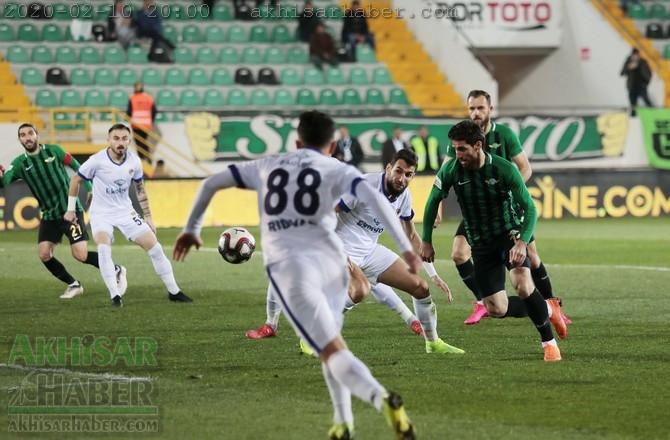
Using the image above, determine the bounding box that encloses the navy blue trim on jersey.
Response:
[337,200,351,212]
[400,209,415,221]
[132,177,143,182]
[351,176,363,197]
[77,171,92,181]
[379,172,399,202]
[105,148,127,166]
[228,164,246,188]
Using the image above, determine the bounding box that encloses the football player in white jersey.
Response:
[64,124,192,307]
[173,111,417,440]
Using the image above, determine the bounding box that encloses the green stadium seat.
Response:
[60,89,84,107]
[175,47,195,64]
[166,67,188,85]
[180,89,202,107]
[372,67,392,84]
[168,4,189,21]
[56,46,79,64]
[228,25,248,43]
[220,47,240,64]
[154,112,169,123]
[650,3,668,19]
[35,89,59,107]
[31,46,54,64]
[21,67,45,86]
[287,46,308,64]
[108,90,129,108]
[341,88,363,106]
[18,23,40,41]
[142,68,164,86]
[250,89,272,106]
[280,67,301,85]
[2,2,21,19]
[197,47,219,64]
[85,89,108,107]
[42,24,64,42]
[69,67,93,85]
[188,67,210,85]
[325,4,343,19]
[627,3,648,19]
[52,3,72,20]
[53,112,76,130]
[172,112,185,121]
[265,46,286,64]
[356,45,376,63]
[348,67,369,85]
[250,25,270,43]
[272,25,294,43]
[95,4,113,21]
[8,46,30,63]
[325,67,346,85]
[118,68,140,86]
[303,67,324,85]
[80,46,102,64]
[94,68,116,86]
[664,44,670,59]
[205,25,226,43]
[242,47,264,64]
[365,88,385,105]
[156,89,179,108]
[319,88,340,105]
[296,89,317,106]
[182,24,204,42]
[104,46,127,63]
[212,68,234,85]
[257,3,279,20]
[127,46,148,64]
[0,24,15,41]
[203,89,225,106]
[389,88,409,105]
[227,89,249,106]
[163,24,180,45]
[274,89,294,106]
[213,3,233,21]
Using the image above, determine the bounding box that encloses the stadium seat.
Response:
[265,46,286,64]
[212,68,234,85]
[94,4,112,21]
[2,2,21,19]
[220,47,241,63]
[52,3,72,20]
[627,3,647,19]
[180,89,202,107]
[60,89,84,107]
[258,67,279,85]
[35,89,59,107]
[304,67,324,85]
[646,23,665,39]
[163,24,179,45]
[69,67,93,85]
[251,89,272,106]
[280,67,301,85]
[175,47,195,64]
[85,89,108,107]
[319,88,340,105]
[0,24,15,41]
[203,88,225,106]
[104,46,127,63]
[250,25,270,43]
[53,112,75,130]
[156,89,179,107]
[365,88,386,105]
[227,89,249,106]
[325,67,346,85]
[128,46,148,64]
[18,23,40,41]
[389,88,409,105]
[108,90,129,108]
[7,46,30,63]
[272,25,294,43]
[42,24,64,42]
[31,45,54,64]
[287,46,308,64]
[189,67,210,85]
[169,4,189,21]
[650,4,668,20]
[56,46,79,64]
[349,67,369,85]
[242,47,264,64]
[664,44,670,59]
[166,68,188,86]
[154,112,169,123]
[197,46,219,64]
[118,68,140,86]
[341,88,362,105]
[21,67,45,86]
[94,68,116,86]
[325,4,343,19]
[372,67,392,84]
[235,67,256,85]
[356,45,376,63]
[80,47,102,64]
[172,112,185,121]
[206,25,226,43]
[228,25,248,43]
[274,89,294,106]
[46,67,69,85]
[213,3,233,21]
[182,24,204,42]
[296,89,317,106]
[142,68,164,86]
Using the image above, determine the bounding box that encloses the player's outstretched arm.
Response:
[173,232,203,262]
[422,261,452,301]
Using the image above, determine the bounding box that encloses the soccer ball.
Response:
[218,227,256,264]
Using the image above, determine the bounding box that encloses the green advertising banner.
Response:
[638,108,670,170]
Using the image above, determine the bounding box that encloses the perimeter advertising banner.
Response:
[638,108,670,170]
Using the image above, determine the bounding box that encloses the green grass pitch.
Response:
[0,217,669,439]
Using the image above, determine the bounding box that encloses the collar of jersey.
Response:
[106,148,127,165]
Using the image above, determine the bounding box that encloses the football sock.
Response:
[43,257,76,285]
[371,284,415,324]
[84,251,99,268]
[456,260,482,301]
[97,244,119,298]
[503,296,529,318]
[326,349,385,412]
[531,263,554,299]
[147,243,180,295]
[343,296,357,313]
[265,285,281,328]
[322,361,354,425]
[412,296,438,342]
[523,289,554,342]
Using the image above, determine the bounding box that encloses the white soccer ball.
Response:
[218,227,256,264]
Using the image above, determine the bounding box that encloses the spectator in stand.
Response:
[298,1,319,42]
[108,0,136,48]
[410,126,442,175]
[333,125,364,169]
[620,48,653,117]
[342,0,375,60]
[127,81,157,165]
[152,160,175,178]
[134,0,176,53]
[309,23,339,70]
[381,126,409,168]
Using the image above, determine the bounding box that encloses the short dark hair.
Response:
[297,110,335,148]
[467,89,491,106]
[448,120,485,147]
[18,123,38,136]
[392,148,418,169]
[108,123,131,135]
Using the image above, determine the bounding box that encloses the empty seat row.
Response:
[628,3,670,20]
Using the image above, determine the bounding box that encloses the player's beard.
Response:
[21,140,38,153]
[385,178,406,198]
[472,115,489,131]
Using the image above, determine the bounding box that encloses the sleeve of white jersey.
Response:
[77,154,96,180]
[182,167,241,236]
[132,155,143,181]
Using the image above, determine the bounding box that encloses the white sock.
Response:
[326,349,386,411]
[477,300,484,305]
[542,339,558,347]
[413,296,438,342]
[343,296,357,313]
[546,301,553,318]
[371,284,415,324]
[147,243,180,294]
[98,244,119,298]
[266,286,281,328]
[322,361,353,425]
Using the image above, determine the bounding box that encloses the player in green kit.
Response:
[421,120,565,362]
[0,124,126,299]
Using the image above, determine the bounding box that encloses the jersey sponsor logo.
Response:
[105,187,128,195]
[114,179,126,186]
[44,157,55,163]
[356,219,384,234]
[267,218,316,231]
[458,180,471,185]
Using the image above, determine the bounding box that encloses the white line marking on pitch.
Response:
[0,363,152,382]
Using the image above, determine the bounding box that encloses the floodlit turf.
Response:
[0,218,669,439]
